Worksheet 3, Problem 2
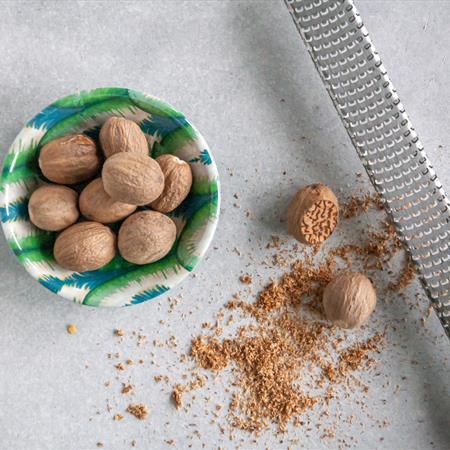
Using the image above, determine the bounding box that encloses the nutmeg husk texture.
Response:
[322,272,376,329]
[100,116,148,158]
[79,178,137,224]
[28,184,79,231]
[39,134,100,184]
[102,153,164,206]
[287,183,339,244]
[54,221,116,272]
[118,211,176,264]
[150,154,192,213]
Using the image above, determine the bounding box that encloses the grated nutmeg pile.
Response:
[183,258,385,433]
[171,193,414,435]
[98,192,419,445]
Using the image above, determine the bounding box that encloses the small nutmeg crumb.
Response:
[113,413,124,421]
[66,324,77,334]
[322,272,376,328]
[172,386,184,410]
[239,274,252,284]
[96,443,104,448]
[115,328,125,337]
[126,403,148,420]
[287,184,339,245]
[122,383,134,394]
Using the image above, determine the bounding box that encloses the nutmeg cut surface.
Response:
[39,134,100,184]
[100,116,148,158]
[322,272,376,328]
[118,210,176,264]
[287,183,339,244]
[79,178,137,224]
[54,221,116,272]
[28,184,79,231]
[102,153,164,206]
[150,154,192,213]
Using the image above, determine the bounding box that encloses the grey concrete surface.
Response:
[0,1,449,449]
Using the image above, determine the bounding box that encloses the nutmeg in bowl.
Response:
[79,178,137,224]
[0,87,220,307]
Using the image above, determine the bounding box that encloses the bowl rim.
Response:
[0,87,220,307]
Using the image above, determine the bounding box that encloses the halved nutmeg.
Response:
[287,183,339,244]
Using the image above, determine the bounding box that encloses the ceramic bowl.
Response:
[0,87,220,307]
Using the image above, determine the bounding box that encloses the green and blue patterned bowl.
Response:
[0,88,220,307]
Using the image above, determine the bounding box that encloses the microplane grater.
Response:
[285,0,450,339]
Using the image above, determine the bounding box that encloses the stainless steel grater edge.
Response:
[284,0,450,339]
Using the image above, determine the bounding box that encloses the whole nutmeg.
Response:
[79,178,137,224]
[99,116,148,158]
[54,221,116,272]
[150,154,193,213]
[28,184,79,231]
[102,153,164,206]
[118,210,176,264]
[287,183,339,244]
[322,272,376,329]
[39,134,100,184]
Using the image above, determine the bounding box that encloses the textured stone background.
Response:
[0,1,449,449]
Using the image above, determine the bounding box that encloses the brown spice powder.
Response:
[126,403,148,420]
[183,256,384,433]
[322,332,384,382]
[390,258,416,292]
[171,373,207,409]
[172,385,184,410]
[329,220,405,274]
[122,383,133,394]
[342,193,383,219]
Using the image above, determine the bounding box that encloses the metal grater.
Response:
[284,0,450,339]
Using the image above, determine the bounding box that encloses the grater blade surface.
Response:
[285,0,450,339]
